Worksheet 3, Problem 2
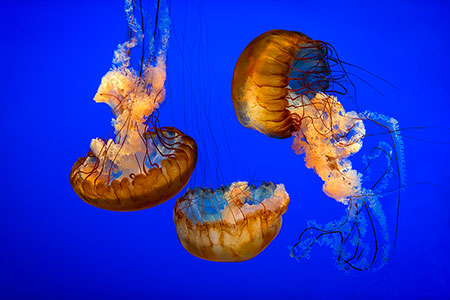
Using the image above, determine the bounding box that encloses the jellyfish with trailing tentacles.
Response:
[174,181,290,262]
[232,29,406,270]
[70,0,197,211]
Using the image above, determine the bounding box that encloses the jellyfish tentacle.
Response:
[232,29,405,270]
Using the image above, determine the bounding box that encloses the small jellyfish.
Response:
[232,29,405,270]
[69,0,197,211]
[173,182,290,262]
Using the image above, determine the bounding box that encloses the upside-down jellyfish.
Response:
[232,29,406,270]
[69,0,197,211]
[174,182,290,262]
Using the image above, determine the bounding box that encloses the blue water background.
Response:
[1,0,450,299]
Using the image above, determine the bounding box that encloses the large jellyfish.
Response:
[69,0,197,211]
[174,181,290,262]
[232,29,406,270]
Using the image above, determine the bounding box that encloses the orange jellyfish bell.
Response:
[69,0,197,211]
[174,182,290,262]
[232,29,332,138]
[70,126,197,211]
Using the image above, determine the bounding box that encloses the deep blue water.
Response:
[2,0,450,299]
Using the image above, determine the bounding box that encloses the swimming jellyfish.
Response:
[69,0,197,211]
[232,29,406,270]
[174,181,290,262]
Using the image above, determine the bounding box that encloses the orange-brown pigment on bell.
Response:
[173,182,290,262]
[70,127,197,212]
[232,29,319,138]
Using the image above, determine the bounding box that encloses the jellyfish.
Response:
[232,29,332,139]
[69,0,197,211]
[231,29,406,270]
[174,181,290,262]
